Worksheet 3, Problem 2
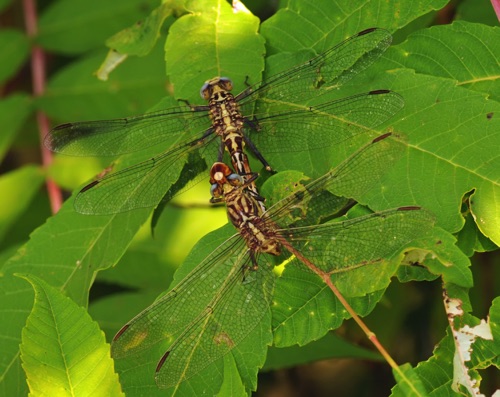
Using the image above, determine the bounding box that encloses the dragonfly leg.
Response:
[251,192,266,203]
[177,98,191,108]
[177,98,210,112]
[217,140,225,162]
[188,127,216,149]
[242,130,273,172]
[233,83,254,102]
[248,250,259,272]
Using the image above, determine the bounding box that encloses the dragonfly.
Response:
[45,28,404,215]
[111,133,434,389]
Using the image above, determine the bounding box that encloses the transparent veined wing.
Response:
[45,104,211,156]
[112,232,275,389]
[238,28,392,107]
[250,90,404,156]
[154,252,274,388]
[264,133,407,226]
[73,132,219,214]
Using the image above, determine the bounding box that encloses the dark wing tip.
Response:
[44,123,75,151]
[397,206,422,211]
[155,351,171,373]
[52,122,74,131]
[79,180,100,193]
[372,132,392,143]
[43,132,54,150]
[113,323,131,342]
[359,27,378,35]
[369,89,391,95]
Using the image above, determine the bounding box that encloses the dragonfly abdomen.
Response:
[239,218,282,257]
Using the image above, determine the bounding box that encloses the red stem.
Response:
[492,0,500,21]
[23,0,63,214]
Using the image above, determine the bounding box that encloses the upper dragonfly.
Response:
[45,28,403,214]
[111,133,434,389]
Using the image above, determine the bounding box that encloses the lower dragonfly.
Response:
[45,28,403,215]
[111,133,434,389]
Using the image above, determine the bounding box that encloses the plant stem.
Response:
[23,0,63,214]
[278,237,400,370]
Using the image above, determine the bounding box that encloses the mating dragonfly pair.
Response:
[46,28,434,389]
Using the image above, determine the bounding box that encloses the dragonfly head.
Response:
[209,162,243,200]
[200,77,233,100]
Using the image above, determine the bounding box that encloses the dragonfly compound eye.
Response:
[218,77,233,91]
[210,183,221,198]
[227,173,244,186]
[200,82,211,100]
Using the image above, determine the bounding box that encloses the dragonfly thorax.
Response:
[204,78,247,174]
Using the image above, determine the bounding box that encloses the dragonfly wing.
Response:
[155,253,275,389]
[112,234,245,358]
[45,105,210,156]
[251,90,404,155]
[74,134,219,214]
[266,133,406,225]
[280,207,435,296]
[239,28,392,108]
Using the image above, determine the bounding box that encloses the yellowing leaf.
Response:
[19,274,123,397]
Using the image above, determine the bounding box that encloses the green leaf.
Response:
[0,166,44,243]
[457,0,499,28]
[3,196,150,303]
[392,363,429,397]
[0,30,29,84]
[9,0,496,394]
[0,0,13,13]
[456,210,498,256]
[353,67,500,246]
[113,224,273,396]
[18,274,123,397]
[391,296,500,396]
[260,0,448,54]
[0,195,150,396]
[385,22,500,101]
[37,0,156,54]
[97,0,186,79]
[89,291,161,341]
[397,227,473,288]
[0,275,33,396]
[0,94,32,162]
[97,184,227,290]
[476,297,500,368]
[38,45,167,122]
[105,1,178,56]
[263,332,381,371]
[272,263,381,347]
[165,0,265,103]
[216,354,247,397]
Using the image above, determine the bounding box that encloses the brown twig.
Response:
[23,0,63,214]
[278,237,401,371]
